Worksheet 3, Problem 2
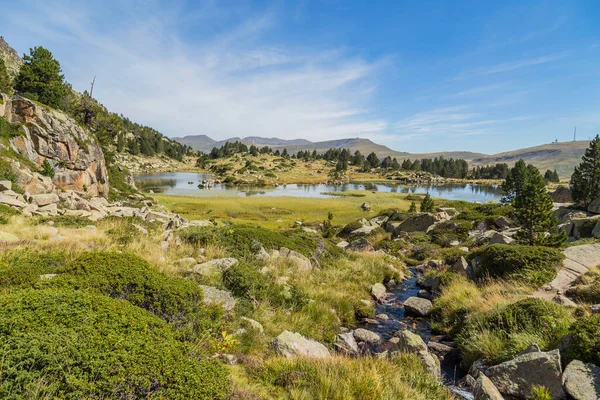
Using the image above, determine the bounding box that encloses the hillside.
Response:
[472,141,589,178]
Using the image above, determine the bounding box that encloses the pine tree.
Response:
[367,152,380,169]
[408,201,417,213]
[14,46,69,108]
[501,159,538,204]
[570,135,600,206]
[420,193,434,212]
[513,171,559,246]
[0,58,12,93]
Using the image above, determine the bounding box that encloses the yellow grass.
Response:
[153,191,413,229]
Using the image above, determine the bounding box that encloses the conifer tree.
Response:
[408,201,417,213]
[570,135,600,206]
[420,193,434,212]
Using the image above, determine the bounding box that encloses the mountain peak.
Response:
[0,35,23,77]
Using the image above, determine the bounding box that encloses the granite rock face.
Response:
[1,95,108,197]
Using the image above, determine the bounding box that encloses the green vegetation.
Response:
[457,298,573,365]
[571,134,600,206]
[568,314,600,365]
[428,220,471,247]
[245,355,451,400]
[14,46,69,108]
[0,57,11,93]
[0,247,73,289]
[0,288,229,399]
[44,252,222,341]
[40,158,55,177]
[420,192,435,212]
[468,244,563,287]
[544,169,560,183]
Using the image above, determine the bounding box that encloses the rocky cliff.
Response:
[0,36,22,77]
[0,93,109,197]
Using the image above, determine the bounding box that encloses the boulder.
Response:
[403,296,433,317]
[494,216,513,229]
[345,237,373,253]
[4,96,109,197]
[488,231,514,245]
[394,330,440,379]
[0,180,11,191]
[199,285,236,311]
[351,225,378,236]
[393,213,436,234]
[273,330,330,358]
[562,360,600,400]
[0,231,19,242]
[336,241,349,248]
[279,247,313,271]
[30,193,59,207]
[353,328,381,344]
[193,258,238,272]
[335,331,359,355]
[484,349,565,399]
[473,374,504,400]
[0,193,26,208]
[550,186,572,203]
[589,197,600,214]
[370,283,387,303]
[451,257,469,276]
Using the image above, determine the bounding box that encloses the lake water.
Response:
[134,171,502,202]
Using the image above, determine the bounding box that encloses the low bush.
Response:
[43,252,222,340]
[35,215,93,228]
[0,247,73,288]
[0,203,19,224]
[437,247,468,265]
[248,354,451,400]
[566,282,600,303]
[428,220,472,247]
[179,224,337,260]
[467,244,564,288]
[455,203,511,225]
[457,298,573,365]
[568,314,600,365]
[0,288,229,399]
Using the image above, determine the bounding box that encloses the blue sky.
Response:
[1,0,599,154]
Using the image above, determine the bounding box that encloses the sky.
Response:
[1,0,599,155]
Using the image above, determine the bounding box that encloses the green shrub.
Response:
[179,224,335,260]
[458,298,573,365]
[44,252,221,340]
[0,288,229,399]
[0,247,73,288]
[566,282,600,303]
[106,223,140,245]
[437,247,468,265]
[468,244,564,288]
[0,204,19,224]
[40,159,55,178]
[428,220,471,247]
[568,314,600,365]
[107,165,138,201]
[0,157,17,186]
[35,215,92,228]
[456,203,511,225]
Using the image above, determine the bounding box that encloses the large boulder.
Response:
[394,329,440,379]
[2,96,109,197]
[0,180,11,191]
[484,349,565,399]
[473,374,504,400]
[403,296,433,317]
[370,283,387,303]
[335,331,359,355]
[562,360,600,400]
[273,331,330,358]
[345,237,373,253]
[31,193,59,207]
[393,213,436,234]
[550,186,573,203]
[279,247,313,271]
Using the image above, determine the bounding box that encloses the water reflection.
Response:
[133,172,502,202]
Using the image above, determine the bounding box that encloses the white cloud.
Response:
[478,52,567,74]
[4,0,389,142]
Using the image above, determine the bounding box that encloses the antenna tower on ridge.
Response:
[574,127,577,142]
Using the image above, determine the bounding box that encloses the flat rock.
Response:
[394,329,440,379]
[562,360,600,400]
[0,194,26,208]
[192,257,238,274]
[485,349,565,399]
[403,296,433,317]
[199,285,236,311]
[274,330,330,358]
[31,193,59,207]
[353,328,381,344]
[0,180,12,191]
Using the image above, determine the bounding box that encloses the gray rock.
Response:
[345,237,373,253]
[274,330,330,358]
[0,180,11,191]
[591,304,600,314]
[279,247,312,271]
[394,330,440,379]
[199,285,236,311]
[336,331,359,355]
[30,193,60,207]
[39,273,59,280]
[494,216,513,229]
[370,283,387,303]
[393,213,436,234]
[488,231,514,245]
[336,240,349,248]
[550,186,572,203]
[353,328,381,344]
[403,296,433,317]
[0,231,19,242]
[562,360,600,400]
[192,257,238,274]
[452,257,469,276]
[360,202,370,211]
[588,197,600,214]
[351,225,378,236]
[0,193,26,207]
[485,349,565,399]
[473,374,504,400]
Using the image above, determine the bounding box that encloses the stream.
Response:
[358,268,474,399]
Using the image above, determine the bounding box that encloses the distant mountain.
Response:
[171,134,588,178]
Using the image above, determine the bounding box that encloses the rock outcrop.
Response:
[0,36,22,77]
[562,360,600,400]
[1,94,109,197]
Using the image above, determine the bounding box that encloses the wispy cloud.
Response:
[4,0,389,142]
[478,52,568,74]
